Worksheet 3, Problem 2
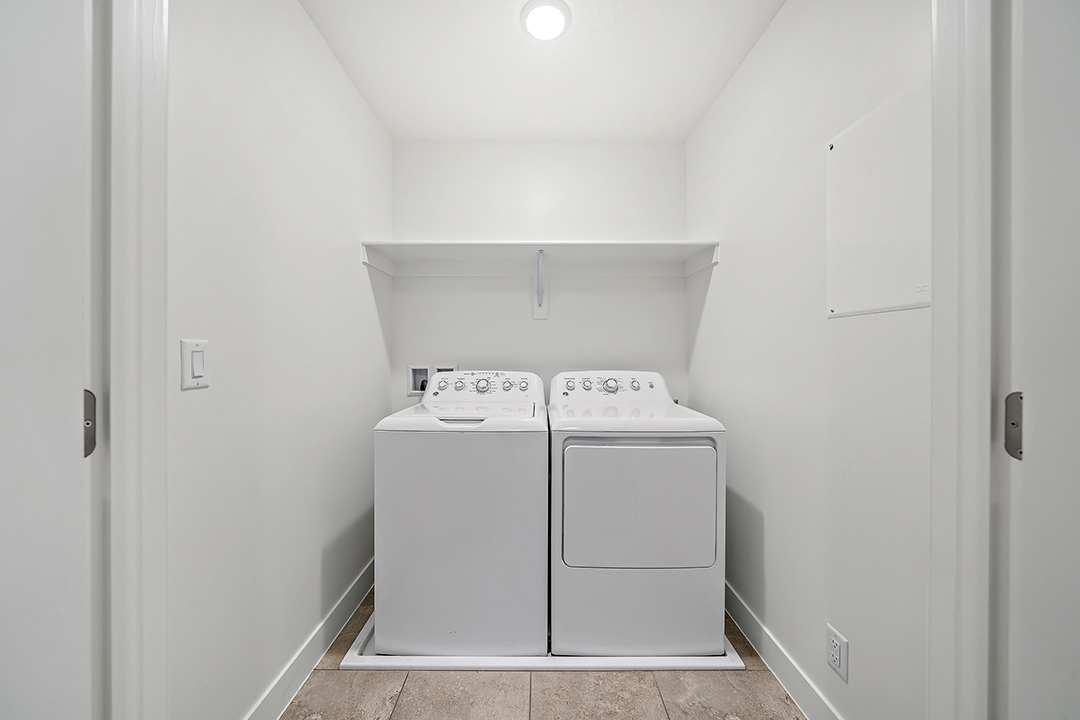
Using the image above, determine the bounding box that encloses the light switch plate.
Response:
[180,339,209,391]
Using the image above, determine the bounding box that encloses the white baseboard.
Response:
[243,558,375,720]
[725,583,845,720]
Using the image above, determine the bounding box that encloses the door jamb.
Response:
[927,0,994,718]
[109,1,169,718]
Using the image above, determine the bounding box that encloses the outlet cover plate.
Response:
[827,623,848,682]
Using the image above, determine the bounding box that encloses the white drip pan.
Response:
[339,612,746,671]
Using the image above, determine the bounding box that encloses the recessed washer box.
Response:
[407,364,458,396]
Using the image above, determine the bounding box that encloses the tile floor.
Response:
[281,590,806,720]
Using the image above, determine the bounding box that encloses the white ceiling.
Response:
[297,0,786,141]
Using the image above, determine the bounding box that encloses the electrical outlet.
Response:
[827,623,848,682]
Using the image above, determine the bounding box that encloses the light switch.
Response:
[180,339,209,391]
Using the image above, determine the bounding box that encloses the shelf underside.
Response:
[361,241,719,278]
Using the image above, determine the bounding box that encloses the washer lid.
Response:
[376,401,546,432]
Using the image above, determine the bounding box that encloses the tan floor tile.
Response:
[389,671,529,720]
[655,669,806,720]
[318,597,376,669]
[725,613,767,671]
[531,671,669,720]
[281,669,406,720]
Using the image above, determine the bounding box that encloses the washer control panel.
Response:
[423,370,543,403]
[551,371,671,403]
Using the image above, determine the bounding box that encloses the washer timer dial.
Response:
[603,378,619,393]
[475,378,490,393]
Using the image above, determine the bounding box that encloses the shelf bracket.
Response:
[533,249,548,319]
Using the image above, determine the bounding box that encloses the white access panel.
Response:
[563,445,717,568]
[826,74,931,318]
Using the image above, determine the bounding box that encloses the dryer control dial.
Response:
[603,378,619,393]
[475,378,491,393]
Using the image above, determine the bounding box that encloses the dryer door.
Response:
[562,444,717,569]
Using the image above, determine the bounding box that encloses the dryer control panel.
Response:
[551,371,672,403]
[423,370,545,405]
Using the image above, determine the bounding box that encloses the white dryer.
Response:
[374,370,548,656]
[549,371,727,656]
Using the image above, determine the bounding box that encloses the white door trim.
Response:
[927,0,994,719]
[109,1,169,718]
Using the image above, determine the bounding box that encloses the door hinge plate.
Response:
[1005,391,1022,460]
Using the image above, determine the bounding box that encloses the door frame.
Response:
[927,0,995,718]
[109,1,170,718]
[105,0,999,717]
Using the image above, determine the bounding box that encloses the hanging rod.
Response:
[537,249,544,308]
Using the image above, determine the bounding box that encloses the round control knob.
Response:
[519,380,528,390]
[566,380,575,391]
[603,378,619,393]
[630,380,640,391]
[454,380,465,391]
[438,380,448,390]
[475,378,490,393]
[503,380,513,391]
[582,379,592,390]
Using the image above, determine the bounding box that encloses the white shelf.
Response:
[361,241,719,279]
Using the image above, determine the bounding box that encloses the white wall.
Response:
[393,141,685,242]
[390,142,689,408]
[166,1,392,718]
[686,1,931,718]
[391,275,690,411]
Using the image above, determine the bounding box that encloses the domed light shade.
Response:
[522,0,570,40]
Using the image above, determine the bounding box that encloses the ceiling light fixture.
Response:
[521,0,570,40]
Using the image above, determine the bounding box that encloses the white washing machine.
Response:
[374,370,548,656]
[549,371,727,656]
